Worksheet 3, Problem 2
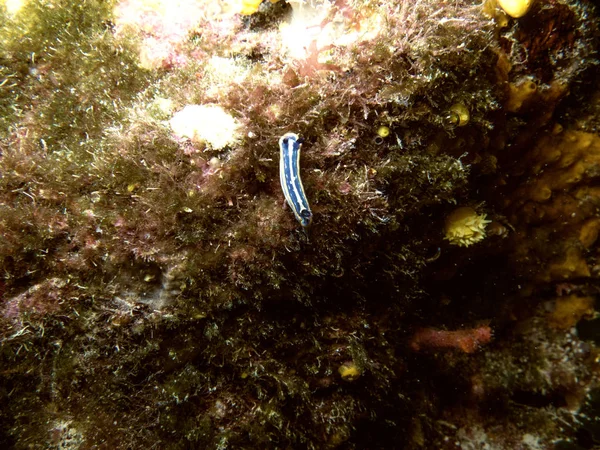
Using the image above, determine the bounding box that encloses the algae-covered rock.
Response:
[1,0,599,448]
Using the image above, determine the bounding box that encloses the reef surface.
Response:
[0,0,599,448]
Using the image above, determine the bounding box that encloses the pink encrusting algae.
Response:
[410,326,493,353]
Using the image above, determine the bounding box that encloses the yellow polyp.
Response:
[524,80,537,92]
[547,247,590,281]
[495,10,510,28]
[506,78,538,112]
[377,126,390,138]
[579,219,600,248]
[543,148,562,165]
[556,161,584,186]
[498,0,531,18]
[444,207,491,247]
[576,132,594,150]
[240,0,262,15]
[529,184,552,202]
[338,362,361,381]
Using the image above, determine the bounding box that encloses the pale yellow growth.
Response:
[516,131,600,204]
[444,207,491,247]
[338,362,361,381]
[547,247,590,280]
[579,219,600,249]
[3,0,25,15]
[548,295,595,330]
[148,97,174,119]
[498,0,532,18]
[170,105,241,150]
[506,78,538,112]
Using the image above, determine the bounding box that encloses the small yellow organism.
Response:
[494,10,510,28]
[338,361,361,381]
[498,0,532,18]
[447,103,470,127]
[240,0,262,15]
[377,126,390,138]
[444,207,491,247]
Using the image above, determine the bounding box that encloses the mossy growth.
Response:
[0,0,151,152]
[1,0,599,448]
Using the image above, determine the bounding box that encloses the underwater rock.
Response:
[0,0,599,448]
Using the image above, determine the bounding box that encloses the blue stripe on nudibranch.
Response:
[279,132,312,227]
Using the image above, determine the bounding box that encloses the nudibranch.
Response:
[279,133,312,227]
